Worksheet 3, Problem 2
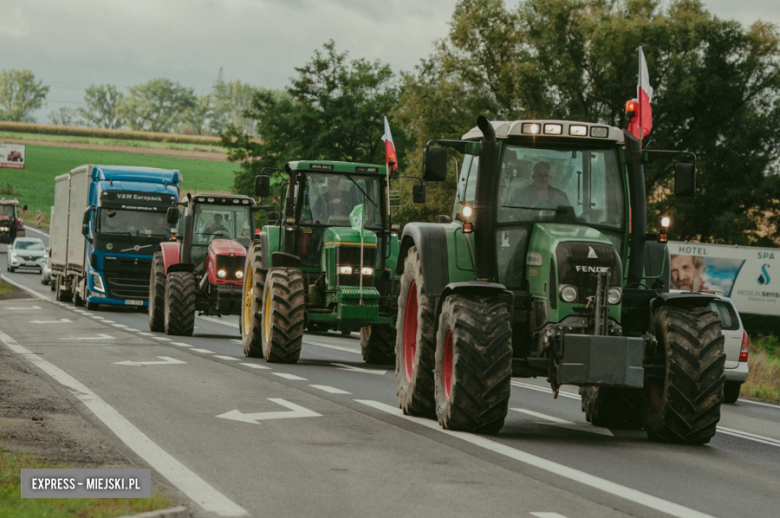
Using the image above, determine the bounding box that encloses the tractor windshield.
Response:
[299,173,382,229]
[0,205,15,218]
[496,145,624,230]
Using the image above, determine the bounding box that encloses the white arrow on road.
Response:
[331,363,386,375]
[114,356,187,367]
[30,318,72,324]
[216,398,321,424]
[61,333,115,341]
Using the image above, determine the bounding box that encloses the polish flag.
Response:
[628,47,653,140]
[381,116,398,172]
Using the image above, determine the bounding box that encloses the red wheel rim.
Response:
[650,384,663,411]
[443,329,453,400]
[403,281,418,382]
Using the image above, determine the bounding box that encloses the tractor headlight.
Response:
[217,269,226,278]
[559,285,578,303]
[360,267,373,275]
[338,266,353,275]
[235,270,243,279]
[608,287,622,305]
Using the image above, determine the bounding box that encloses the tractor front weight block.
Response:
[557,335,644,387]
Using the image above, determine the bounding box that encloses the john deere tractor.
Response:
[395,116,725,444]
[241,161,401,365]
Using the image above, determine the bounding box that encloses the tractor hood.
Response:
[208,239,247,257]
[323,227,377,246]
[0,215,9,222]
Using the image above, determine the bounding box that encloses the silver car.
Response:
[7,237,47,272]
[708,294,750,404]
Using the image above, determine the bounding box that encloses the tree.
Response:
[48,107,82,126]
[210,73,259,136]
[79,84,124,129]
[0,69,49,122]
[223,41,404,196]
[176,94,213,135]
[117,79,196,133]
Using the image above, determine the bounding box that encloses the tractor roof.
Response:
[0,199,19,205]
[184,193,256,206]
[285,161,386,175]
[461,119,624,144]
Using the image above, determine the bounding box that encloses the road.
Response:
[2,226,779,518]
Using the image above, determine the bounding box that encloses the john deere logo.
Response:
[106,243,113,250]
[758,264,771,285]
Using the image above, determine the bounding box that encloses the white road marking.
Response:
[310,385,351,394]
[154,337,173,341]
[240,363,271,370]
[8,306,41,310]
[511,408,613,437]
[531,513,568,518]
[114,356,186,367]
[331,363,386,375]
[197,315,239,328]
[214,355,240,361]
[112,324,128,328]
[0,328,247,516]
[717,426,780,448]
[739,399,780,410]
[23,225,49,238]
[1,274,51,301]
[90,316,107,320]
[303,340,361,355]
[357,399,716,518]
[272,373,307,381]
[136,332,154,336]
[30,318,72,324]
[512,381,581,400]
[172,342,192,347]
[101,319,115,323]
[61,333,114,341]
[190,348,214,354]
[216,399,320,423]
[229,339,242,345]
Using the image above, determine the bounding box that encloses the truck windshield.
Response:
[96,209,169,237]
[299,173,382,229]
[496,145,624,230]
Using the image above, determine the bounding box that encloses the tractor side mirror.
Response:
[422,147,448,182]
[267,211,281,225]
[255,175,271,198]
[413,183,426,204]
[167,206,180,225]
[674,163,695,197]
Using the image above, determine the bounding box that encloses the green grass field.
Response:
[0,130,227,153]
[0,144,240,218]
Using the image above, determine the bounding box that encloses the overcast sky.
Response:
[2,0,779,122]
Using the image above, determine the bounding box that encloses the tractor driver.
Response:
[509,161,571,211]
[204,214,229,235]
[311,177,353,223]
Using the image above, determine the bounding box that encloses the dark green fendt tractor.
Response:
[395,116,725,444]
[241,161,401,365]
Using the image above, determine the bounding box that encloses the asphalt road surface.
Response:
[2,227,779,518]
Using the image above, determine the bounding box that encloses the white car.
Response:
[707,294,750,404]
[7,237,47,273]
[41,248,52,286]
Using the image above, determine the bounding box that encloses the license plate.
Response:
[125,300,144,306]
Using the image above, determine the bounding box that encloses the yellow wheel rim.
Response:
[263,286,272,344]
[242,266,253,335]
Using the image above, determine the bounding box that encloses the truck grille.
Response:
[103,258,152,300]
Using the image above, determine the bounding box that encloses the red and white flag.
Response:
[628,47,653,140]
[381,116,398,172]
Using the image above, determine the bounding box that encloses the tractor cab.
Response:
[185,194,255,274]
[0,199,27,244]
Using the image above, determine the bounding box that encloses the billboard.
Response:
[669,241,779,316]
[0,143,26,169]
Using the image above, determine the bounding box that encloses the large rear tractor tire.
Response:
[261,268,304,363]
[434,294,512,434]
[395,246,436,417]
[164,272,196,336]
[241,244,266,358]
[360,324,396,365]
[580,386,643,429]
[148,252,166,332]
[643,306,725,444]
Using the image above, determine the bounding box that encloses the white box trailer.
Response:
[66,167,88,276]
[49,174,71,275]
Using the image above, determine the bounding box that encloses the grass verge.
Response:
[742,335,780,402]
[0,446,171,518]
[0,279,19,295]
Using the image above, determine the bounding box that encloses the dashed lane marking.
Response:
[717,426,780,448]
[213,355,240,361]
[240,363,271,370]
[8,306,41,310]
[331,363,386,375]
[511,381,581,400]
[154,337,173,341]
[303,340,361,355]
[101,319,115,323]
[357,399,716,518]
[310,385,351,394]
[190,348,214,354]
[0,328,247,516]
[272,373,307,381]
[112,324,128,328]
[740,399,780,410]
[30,318,72,324]
[136,332,154,336]
[530,513,569,518]
[172,342,192,347]
[197,315,238,328]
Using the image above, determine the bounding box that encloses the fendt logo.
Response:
[575,265,609,273]
[758,264,771,285]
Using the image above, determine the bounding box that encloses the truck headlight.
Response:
[608,287,622,304]
[92,273,105,293]
[559,285,578,303]
[360,267,374,275]
[338,266,353,275]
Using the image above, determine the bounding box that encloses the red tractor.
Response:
[0,199,26,244]
[148,193,256,335]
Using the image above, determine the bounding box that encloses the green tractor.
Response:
[395,116,725,444]
[241,161,403,365]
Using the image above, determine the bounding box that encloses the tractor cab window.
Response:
[0,205,15,218]
[497,145,624,230]
[190,203,252,271]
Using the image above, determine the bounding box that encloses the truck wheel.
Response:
[261,268,304,363]
[643,306,725,444]
[360,325,396,365]
[580,386,642,429]
[55,278,72,302]
[164,272,196,336]
[148,252,166,332]
[724,381,742,404]
[74,283,85,307]
[395,246,436,417]
[434,294,512,434]
[242,245,266,358]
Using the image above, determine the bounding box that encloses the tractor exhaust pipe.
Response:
[474,116,498,281]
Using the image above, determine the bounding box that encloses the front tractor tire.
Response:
[580,386,643,429]
[261,268,304,363]
[164,271,196,336]
[241,244,266,358]
[395,246,436,417]
[643,306,725,444]
[148,252,166,332]
[434,294,512,434]
[360,325,396,365]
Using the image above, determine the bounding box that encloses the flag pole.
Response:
[359,199,364,305]
[638,47,643,154]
